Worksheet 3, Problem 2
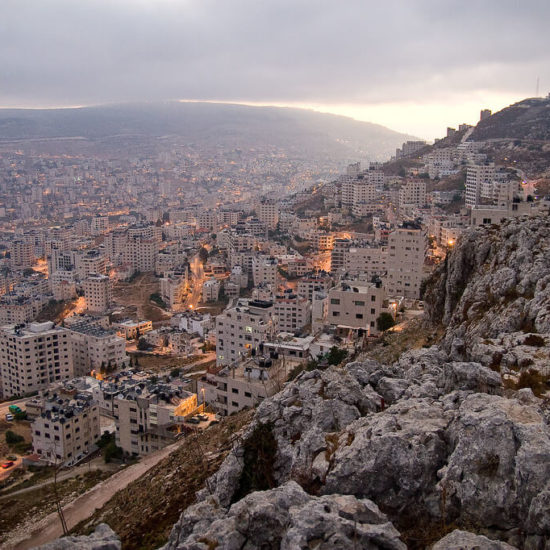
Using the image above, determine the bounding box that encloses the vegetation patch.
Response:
[231,422,278,504]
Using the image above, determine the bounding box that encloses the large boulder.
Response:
[431,529,518,549]
[164,481,406,550]
[35,524,120,550]
[438,393,550,531]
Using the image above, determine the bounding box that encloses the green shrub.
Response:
[5,430,24,445]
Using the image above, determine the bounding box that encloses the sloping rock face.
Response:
[162,347,550,549]
[35,524,120,550]
[424,216,550,376]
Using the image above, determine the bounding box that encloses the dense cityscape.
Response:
[2,1,550,549]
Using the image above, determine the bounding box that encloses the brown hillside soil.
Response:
[70,410,254,550]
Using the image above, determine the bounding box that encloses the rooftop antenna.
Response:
[536,77,540,97]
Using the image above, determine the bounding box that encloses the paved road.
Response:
[0,398,30,420]
[0,460,119,500]
[185,254,205,310]
[10,440,182,550]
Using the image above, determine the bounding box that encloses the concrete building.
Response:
[256,201,279,230]
[252,256,278,287]
[0,322,74,398]
[202,278,221,302]
[68,321,127,376]
[113,383,197,456]
[399,180,427,209]
[10,240,34,269]
[198,355,294,416]
[31,389,100,465]
[274,291,311,333]
[91,216,109,235]
[83,273,112,314]
[297,273,333,302]
[327,281,385,335]
[344,245,387,279]
[386,224,426,299]
[160,268,189,309]
[215,299,278,366]
[113,319,153,340]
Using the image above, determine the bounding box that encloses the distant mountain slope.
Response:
[471,97,550,141]
[0,102,415,160]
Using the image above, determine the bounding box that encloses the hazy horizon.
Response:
[2,0,549,139]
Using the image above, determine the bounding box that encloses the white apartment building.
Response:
[344,245,387,279]
[68,322,127,376]
[252,256,278,287]
[160,269,189,309]
[297,273,333,301]
[399,181,427,209]
[50,271,77,301]
[327,281,386,335]
[0,322,74,398]
[202,278,221,302]
[331,239,352,272]
[198,356,293,416]
[124,237,159,273]
[113,384,197,456]
[83,273,112,314]
[386,225,426,299]
[171,312,213,338]
[32,391,100,465]
[274,291,311,333]
[215,299,278,366]
[256,201,279,230]
[10,241,35,269]
[91,216,109,235]
[465,163,500,207]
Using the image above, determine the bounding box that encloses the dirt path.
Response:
[9,440,182,549]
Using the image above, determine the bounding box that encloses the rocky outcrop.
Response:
[431,529,518,549]
[163,346,550,549]
[424,216,550,379]
[165,481,406,550]
[35,524,120,550]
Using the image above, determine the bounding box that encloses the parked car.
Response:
[1,461,14,469]
[187,417,200,424]
[5,414,14,421]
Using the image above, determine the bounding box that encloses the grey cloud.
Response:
[1,0,549,107]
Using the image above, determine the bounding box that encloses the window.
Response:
[332,311,340,317]
[356,313,363,319]
[232,388,239,394]
[330,298,340,305]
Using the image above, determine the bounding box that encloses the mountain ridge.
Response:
[0,101,417,161]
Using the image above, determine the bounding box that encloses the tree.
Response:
[5,430,24,445]
[326,346,348,366]
[137,337,149,351]
[376,312,396,332]
[170,367,181,378]
[198,247,209,265]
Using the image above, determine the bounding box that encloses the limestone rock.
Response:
[35,524,120,550]
[431,529,518,549]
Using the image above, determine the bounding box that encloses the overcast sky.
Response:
[2,0,549,138]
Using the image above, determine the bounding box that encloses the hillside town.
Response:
[1,97,550,549]
[1,100,550,474]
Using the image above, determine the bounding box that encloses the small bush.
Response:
[376,312,396,332]
[5,430,24,445]
[231,422,277,503]
[523,334,545,347]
